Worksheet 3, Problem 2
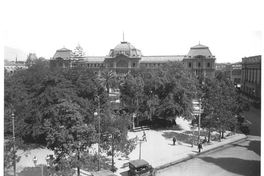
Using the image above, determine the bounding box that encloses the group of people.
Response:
[172,136,205,153]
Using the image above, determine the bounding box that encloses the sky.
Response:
[2,0,263,63]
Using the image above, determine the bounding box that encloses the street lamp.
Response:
[132,113,136,130]
[198,98,202,143]
[94,98,101,171]
[11,112,16,176]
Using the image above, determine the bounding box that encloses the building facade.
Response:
[50,41,216,79]
[241,55,261,100]
[4,60,27,74]
[182,44,216,79]
[231,62,242,86]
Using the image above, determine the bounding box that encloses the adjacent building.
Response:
[215,62,242,86]
[4,60,27,74]
[241,55,261,100]
[231,62,242,86]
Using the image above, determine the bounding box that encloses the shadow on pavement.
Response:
[120,170,128,176]
[200,156,260,176]
[233,139,260,156]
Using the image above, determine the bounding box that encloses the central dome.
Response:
[108,41,142,57]
[114,41,136,51]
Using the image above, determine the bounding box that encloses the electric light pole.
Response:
[94,95,101,171]
[12,112,16,176]
[198,98,201,143]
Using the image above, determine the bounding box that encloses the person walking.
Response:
[173,136,177,145]
[33,156,38,167]
[142,130,147,142]
[198,143,203,153]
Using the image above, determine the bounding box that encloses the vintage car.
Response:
[128,159,155,176]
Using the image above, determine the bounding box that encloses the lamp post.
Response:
[94,96,101,171]
[132,113,136,130]
[198,98,201,143]
[11,112,16,176]
[139,139,142,160]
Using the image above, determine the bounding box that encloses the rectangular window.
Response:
[189,63,192,68]
[207,62,210,67]
[198,62,201,67]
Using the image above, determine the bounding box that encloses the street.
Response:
[157,106,261,176]
[157,136,260,176]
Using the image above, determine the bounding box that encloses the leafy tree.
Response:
[44,99,96,176]
[4,140,21,175]
[199,76,243,142]
[73,44,85,57]
[120,73,145,127]
[100,110,136,171]
[25,53,38,67]
[97,69,118,94]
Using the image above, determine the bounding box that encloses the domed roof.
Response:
[187,44,214,58]
[109,41,142,57]
[114,41,136,51]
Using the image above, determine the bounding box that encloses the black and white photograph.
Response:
[2,0,262,176]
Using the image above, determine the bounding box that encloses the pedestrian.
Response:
[173,136,177,145]
[33,156,38,167]
[198,143,203,153]
[142,130,147,142]
[202,137,207,144]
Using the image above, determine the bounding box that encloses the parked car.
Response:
[128,159,155,176]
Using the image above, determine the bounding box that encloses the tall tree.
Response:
[44,99,96,176]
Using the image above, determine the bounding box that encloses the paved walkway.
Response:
[116,130,246,176]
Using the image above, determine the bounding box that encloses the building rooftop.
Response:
[186,43,214,58]
[108,41,142,57]
[53,47,73,60]
[141,55,184,63]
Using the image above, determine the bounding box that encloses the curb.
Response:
[155,135,247,171]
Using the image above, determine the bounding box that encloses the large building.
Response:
[50,40,216,78]
[182,44,216,79]
[241,55,261,100]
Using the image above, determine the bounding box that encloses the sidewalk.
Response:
[115,129,246,176]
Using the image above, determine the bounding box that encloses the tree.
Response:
[120,73,145,127]
[100,111,136,172]
[97,69,118,94]
[4,140,21,175]
[199,76,243,142]
[25,53,38,67]
[73,44,85,57]
[44,99,96,176]
[120,62,197,128]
